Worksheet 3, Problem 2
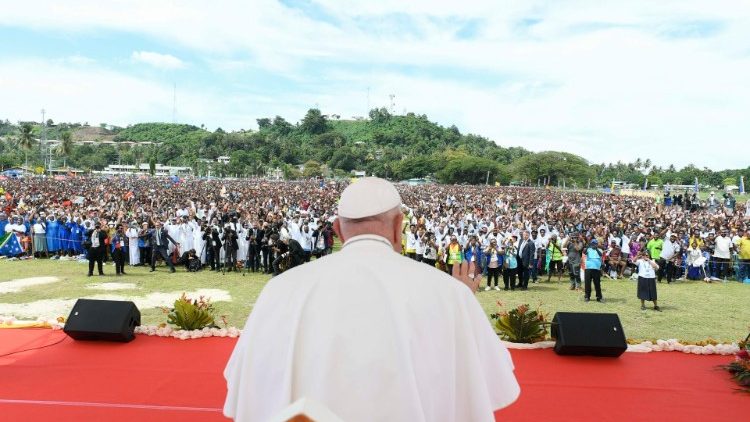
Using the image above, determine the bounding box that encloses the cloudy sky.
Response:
[0,1,748,169]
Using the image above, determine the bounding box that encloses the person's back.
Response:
[225,237,518,421]
[224,178,519,422]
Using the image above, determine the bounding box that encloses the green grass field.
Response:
[1,259,748,343]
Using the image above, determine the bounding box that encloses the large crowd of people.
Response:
[2,176,749,296]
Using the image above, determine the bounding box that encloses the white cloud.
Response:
[131,50,185,69]
[0,1,749,169]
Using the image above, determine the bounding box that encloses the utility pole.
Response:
[41,108,46,173]
[389,94,395,114]
[172,83,177,123]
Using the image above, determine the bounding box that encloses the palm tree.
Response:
[57,131,73,168]
[17,123,35,169]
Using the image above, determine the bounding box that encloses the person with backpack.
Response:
[584,239,604,302]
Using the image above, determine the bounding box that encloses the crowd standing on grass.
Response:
[1,176,750,299]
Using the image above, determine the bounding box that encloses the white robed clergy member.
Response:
[126,222,140,266]
[224,177,519,422]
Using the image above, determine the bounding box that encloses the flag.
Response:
[741,176,745,194]
[694,177,699,193]
[0,233,23,257]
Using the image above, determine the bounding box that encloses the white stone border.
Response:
[0,315,742,353]
[501,339,740,355]
[134,325,241,340]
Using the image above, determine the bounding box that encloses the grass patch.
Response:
[1,260,749,343]
[475,276,750,343]
[0,259,265,328]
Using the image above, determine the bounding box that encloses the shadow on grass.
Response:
[526,285,559,292]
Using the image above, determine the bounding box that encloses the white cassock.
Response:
[178,223,194,252]
[125,228,140,265]
[167,223,181,254]
[224,234,519,422]
[193,228,206,264]
[237,227,248,262]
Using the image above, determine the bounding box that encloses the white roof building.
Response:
[94,163,191,176]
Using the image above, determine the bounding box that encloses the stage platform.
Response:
[0,329,744,421]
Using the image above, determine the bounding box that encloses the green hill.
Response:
[1,110,748,187]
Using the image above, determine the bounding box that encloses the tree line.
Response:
[0,110,747,187]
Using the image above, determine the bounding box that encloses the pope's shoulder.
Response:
[264,247,470,295]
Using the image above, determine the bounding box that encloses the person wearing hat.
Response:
[584,239,604,302]
[224,177,519,422]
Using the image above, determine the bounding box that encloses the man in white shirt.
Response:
[299,224,314,262]
[224,178,520,422]
[658,233,681,283]
[713,229,733,280]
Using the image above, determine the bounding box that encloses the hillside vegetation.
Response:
[0,109,748,187]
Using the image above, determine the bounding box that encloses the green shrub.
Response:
[166,293,217,330]
[491,303,549,343]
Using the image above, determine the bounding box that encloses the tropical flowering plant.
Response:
[722,334,750,392]
[162,293,218,331]
[490,301,550,344]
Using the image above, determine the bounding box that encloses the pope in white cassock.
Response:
[224,177,519,421]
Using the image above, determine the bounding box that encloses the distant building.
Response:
[351,170,366,178]
[217,156,230,164]
[402,178,431,186]
[0,167,34,178]
[49,167,84,176]
[94,164,191,176]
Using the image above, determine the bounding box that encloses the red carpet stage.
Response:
[0,329,745,421]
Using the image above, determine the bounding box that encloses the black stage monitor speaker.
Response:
[551,312,627,357]
[64,299,141,342]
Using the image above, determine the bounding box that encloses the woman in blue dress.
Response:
[59,216,72,255]
[68,218,84,255]
[46,215,61,255]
